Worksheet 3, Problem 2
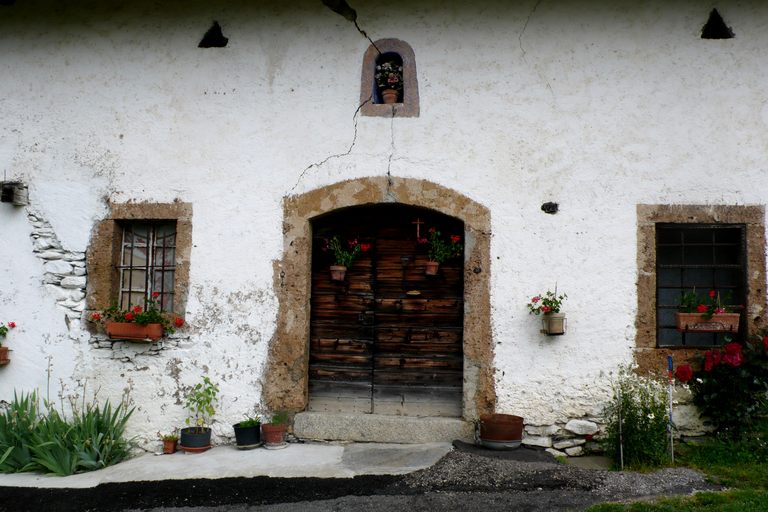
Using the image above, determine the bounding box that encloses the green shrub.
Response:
[0,391,133,476]
[602,367,671,469]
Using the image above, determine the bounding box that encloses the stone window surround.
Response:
[635,204,766,373]
[360,38,420,118]
[86,202,192,317]
[265,177,494,420]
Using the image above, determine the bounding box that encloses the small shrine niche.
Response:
[360,39,419,117]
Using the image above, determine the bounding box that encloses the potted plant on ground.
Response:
[325,236,372,281]
[261,411,289,449]
[233,416,261,449]
[676,288,740,333]
[419,228,463,275]
[90,292,185,342]
[158,430,179,454]
[0,321,17,366]
[527,288,567,335]
[179,376,219,453]
[374,60,403,104]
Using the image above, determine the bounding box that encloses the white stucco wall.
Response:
[1,0,766,445]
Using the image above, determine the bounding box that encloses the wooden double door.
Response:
[309,205,464,417]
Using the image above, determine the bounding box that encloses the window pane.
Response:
[657,246,682,265]
[685,332,717,347]
[658,289,682,307]
[657,229,681,244]
[681,229,712,244]
[714,246,740,265]
[122,270,146,290]
[153,247,175,267]
[715,229,742,243]
[658,328,682,347]
[657,308,677,327]
[681,268,713,288]
[657,268,681,287]
[685,247,713,265]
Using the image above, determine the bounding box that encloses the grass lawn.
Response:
[587,421,768,512]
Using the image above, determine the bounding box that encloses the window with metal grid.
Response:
[118,222,176,312]
[656,224,746,347]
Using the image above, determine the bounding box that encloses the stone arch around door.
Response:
[265,177,494,423]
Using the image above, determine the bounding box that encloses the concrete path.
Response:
[0,442,453,489]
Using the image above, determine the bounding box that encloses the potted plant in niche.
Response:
[0,321,17,366]
[527,288,567,335]
[90,292,184,342]
[261,411,289,449]
[419,228,463,275]
[158,430,179,454]
[179,376,219,453]
[374,60,403,104]
[325,236,372,281]
[676,288,740,333]
[233,415,261,449]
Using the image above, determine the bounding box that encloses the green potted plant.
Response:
[527,288,567,335]
[676,288,740,333]
[233,415,261,449]
[0,321,16,366]
[180,376,219,453]
[419,228,462,275]
[157,430,179,454]
[325,236,372,281]
[261,411,289,449]
[90,292,184,342]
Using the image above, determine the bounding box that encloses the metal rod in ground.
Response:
[667,355,675,464]
[618,397,624,471]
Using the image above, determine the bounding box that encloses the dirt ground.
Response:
[0,443,719,512]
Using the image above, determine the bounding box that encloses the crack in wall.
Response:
[385,106,397,202]
[518,0,556,104]
[288,98,370,194]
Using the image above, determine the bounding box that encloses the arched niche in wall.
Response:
[360,38,419,117]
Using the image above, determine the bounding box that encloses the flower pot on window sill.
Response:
[330,265,347,281]
[0,346,9,366]
[675,312,740,333]
[540,313,566,335]
[162,439,178,454]
[381,88,399,104]
[105,321,164,341]
[425,261,440,275]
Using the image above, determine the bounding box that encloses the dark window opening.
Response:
[118,221,177,312]
[656,224,746,347]
[199,21,229,48]
[373,52,403,104]
[701,9,734,39]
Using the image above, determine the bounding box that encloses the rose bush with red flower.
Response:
[678,332,768,438]
[89,295,184,336]
[674,364,693,383]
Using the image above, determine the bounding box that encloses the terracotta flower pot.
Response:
[162,439,178,454]
[479,414,524,450]
[381,88,399,104]
[0,346,9,366]
[330,265,347,281]
[105,322,164,341]
[261,423,287,448]
[425,261,440,275]
[675,312,740,333]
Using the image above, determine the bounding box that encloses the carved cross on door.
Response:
[412,217,424,239]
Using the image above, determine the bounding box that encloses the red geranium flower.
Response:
[764,335,768,352]
[124,312,134,322]
[7,321,16,329]
[712,349,722,366]
[709,290,717,298]
[696,304,708,313]
[722,342,743,367]
[360,243,372,252]
[90,313,102,322]
[704,351,714,372]
[542,305,551,313]
[133,305,143,314]
[450,235,461,243]
[152,291,160,298]
[531,296,541,303]
[675,364,694,383]
[417,237,428,245]
[174,317,185,328]
[714,308,725,314]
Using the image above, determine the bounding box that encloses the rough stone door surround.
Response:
[266,177,495,421]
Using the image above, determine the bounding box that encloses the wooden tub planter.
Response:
[675,312,740,333]
[105,322,164,341]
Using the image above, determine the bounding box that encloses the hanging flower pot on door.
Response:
[419,228,463,275]
[326,236,372,282]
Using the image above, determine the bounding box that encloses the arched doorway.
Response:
[309,204,464,416]
[266,176,494,433]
